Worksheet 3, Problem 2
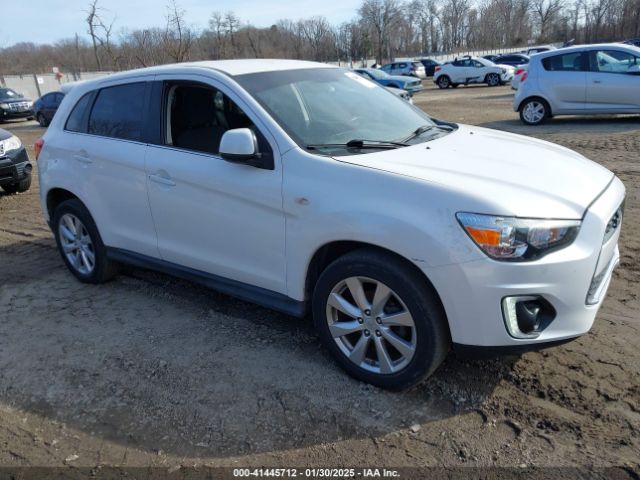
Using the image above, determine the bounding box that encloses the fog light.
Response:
[24,163,33,175]
[501,296,555,339]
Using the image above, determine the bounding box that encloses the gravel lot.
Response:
[0,84,638,476]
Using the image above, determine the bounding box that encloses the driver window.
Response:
[593,50,638,73]
[164,83,256,155]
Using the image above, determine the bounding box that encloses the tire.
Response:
[2,176,31,194]
[519,98,549,126]
[486,73,500,86]
[52,198,119,284]
[437,76,451,89]
[37,113,48,127]
[312,248,450,390]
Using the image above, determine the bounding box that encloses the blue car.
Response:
[353,68,423,95]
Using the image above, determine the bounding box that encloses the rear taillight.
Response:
[515,68,524,76]
[34,138,44,161]
[520,72,528,82]
[435,66,441,72]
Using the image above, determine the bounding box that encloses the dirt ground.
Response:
[0,84,638,477]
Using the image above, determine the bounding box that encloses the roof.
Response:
[533,43,640,57]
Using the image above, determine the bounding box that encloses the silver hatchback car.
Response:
[514,43,640,125]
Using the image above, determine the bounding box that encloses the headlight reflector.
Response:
[0,135,22,154]
[456,212,580,261]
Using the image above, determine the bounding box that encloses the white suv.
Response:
[38,60,624,389]
[434,56,514,88]
[514,43,640,125]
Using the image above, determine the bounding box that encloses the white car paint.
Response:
[434,56,513,87]
[38,59,624,356]
[514,43,640,118]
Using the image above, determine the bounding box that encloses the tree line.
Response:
[1,0,638,75]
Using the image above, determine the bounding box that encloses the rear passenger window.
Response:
[88,83,146,141]
[65,92,94,133]
[542,52,587,71]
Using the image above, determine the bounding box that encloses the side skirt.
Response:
[106,247,307,318]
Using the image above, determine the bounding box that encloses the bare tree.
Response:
[163,0,193,63]
[359,0,403,64]
[532,0,563,40]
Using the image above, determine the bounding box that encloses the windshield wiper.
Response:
[400,124,454,143]
[307,139,408,151]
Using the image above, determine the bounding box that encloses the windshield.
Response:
[0,88,22,101]
[236,68,444,155]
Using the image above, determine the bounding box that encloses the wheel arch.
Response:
[304,240,449,332]
[517,95,552,115]
[46,187,82,220]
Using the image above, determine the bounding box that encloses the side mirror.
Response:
[219,128,259,163]
[627,64,640,75]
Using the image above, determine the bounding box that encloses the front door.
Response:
[144,77,287,294]
[586,49,640,111]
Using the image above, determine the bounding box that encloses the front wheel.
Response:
[519,98,549,125]
[312,249,450,390]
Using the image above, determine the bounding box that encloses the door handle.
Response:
[593,80,602,84]
[148,173,176,187]
[73,153,92,164]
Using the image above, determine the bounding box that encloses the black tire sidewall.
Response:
[52,199,115,284]
[312,250,449,390]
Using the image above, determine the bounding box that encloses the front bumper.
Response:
[0,147,31,186]
[424,176,625,348]
[0,108,34,120]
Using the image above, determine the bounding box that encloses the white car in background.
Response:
[515,43,640,124]
[434,56,514,88]
[37,59,624,389]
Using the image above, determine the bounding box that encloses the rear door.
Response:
[539,51,588,113]
[60,80,159,257]
[586,49,640,111]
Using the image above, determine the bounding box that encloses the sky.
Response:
[1,0,362,46]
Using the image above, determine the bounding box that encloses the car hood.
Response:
[334,124,613,219]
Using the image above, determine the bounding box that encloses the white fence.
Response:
[0,71,113,100]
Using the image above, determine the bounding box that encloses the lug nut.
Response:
[375,317,381,324]
[375,330,381,337]
[357,317,363,324]
[364,309,371,316]
[364,330,370,337]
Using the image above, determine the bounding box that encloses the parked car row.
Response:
[0,127,32,194]
[0,88,65,127]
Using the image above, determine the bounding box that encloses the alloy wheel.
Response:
[326,276,417,374]
[522,101,546,124]
[58,213,95,275]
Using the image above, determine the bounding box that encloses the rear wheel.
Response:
[312,249,450,390]
[37,113,48,127]
[486,73,500,86]
[52,199,119,283]
[1,176,31,194]
[519,98,549,125]
[437,76,451,89]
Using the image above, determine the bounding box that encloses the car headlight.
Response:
[456,212,581,261]
[0,135,22,153]
[0,103,9,110]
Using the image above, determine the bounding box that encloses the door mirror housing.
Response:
[219,128,263,166]
[626,64,640,75]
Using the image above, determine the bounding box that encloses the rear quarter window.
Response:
[88,83,146,141]
[65,92,95,133]
[542,52,587,71]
